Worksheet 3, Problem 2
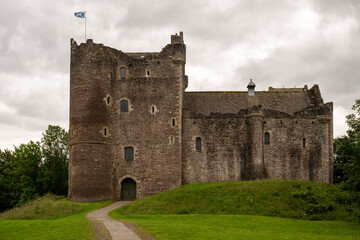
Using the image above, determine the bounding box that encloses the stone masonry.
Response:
[68,32,333,201]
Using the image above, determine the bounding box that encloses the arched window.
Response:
[124,147,134,161]
[120,100,128,112]
[264,132,270,145]
[196,137,202,152]
[120,67,126,79]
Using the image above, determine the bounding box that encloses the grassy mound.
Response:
[113,180,360,222]
[1,194,84,220]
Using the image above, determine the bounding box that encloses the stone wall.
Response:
[68,33,333,202]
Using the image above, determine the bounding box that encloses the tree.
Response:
[39,125,69,196]
[334,99,360,192]
[0,149,18,211]
[12,141,42,205]
[0,125,69,212]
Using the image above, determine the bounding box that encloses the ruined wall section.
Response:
[69,39,119,201]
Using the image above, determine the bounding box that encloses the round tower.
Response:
[68,39,114,201]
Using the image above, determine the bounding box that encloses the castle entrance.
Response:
[121,178,136,201]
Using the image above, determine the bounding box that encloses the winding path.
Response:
[87,201,141,240]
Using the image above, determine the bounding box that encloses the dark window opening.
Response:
[125,147,134,161]
[120,67,126,79]
[152,106,155,114]
[196,137,202,152]
[172,118,176,127]
[303,138,306,148]
[104,127,108,136]
[121,100,129,112]
[146,70,150,76]
[106,96,110,104]
[264,132,270,145]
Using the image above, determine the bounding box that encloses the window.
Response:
[303,138,306,148]
[172,118,176,127]
[106,96,110,105]
[120,67,126,79]
[120,100,128,112]
[103,127,108,137]
[152,106,155,113]
[196,137,202,152]
[146,70,150,77]
[169,135,175,145]
[264,132,270,145]
[124,147,134,161]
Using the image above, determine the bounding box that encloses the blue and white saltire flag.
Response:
[74,12,86,18]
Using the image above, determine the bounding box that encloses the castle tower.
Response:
[68,39,115,201]
[68,32,186,201]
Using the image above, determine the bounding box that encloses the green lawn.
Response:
[111,214,360,240]
[0,195,112,240]
[114,180,360,222]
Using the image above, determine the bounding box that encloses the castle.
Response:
[68,32,333,201]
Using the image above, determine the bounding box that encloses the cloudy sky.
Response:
[0,0,359,149]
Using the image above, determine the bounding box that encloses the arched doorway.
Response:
[121,178,136,201]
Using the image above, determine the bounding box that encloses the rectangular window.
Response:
[196,137,202,152]
[120,67,126,79]
[303,138,306,148]
[125,147,134,161]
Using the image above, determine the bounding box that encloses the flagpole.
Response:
[85,11,87,42]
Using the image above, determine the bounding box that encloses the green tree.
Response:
[0,149,19,211]
[12,141,42,205]
[334,99,360,191]
[39,125,69,196]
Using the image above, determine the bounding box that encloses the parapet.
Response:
[171,32,184,44]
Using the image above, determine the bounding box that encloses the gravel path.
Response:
[87,201,141,240]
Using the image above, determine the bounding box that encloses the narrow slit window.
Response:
[169,135,175,144]
[106,96,110,105]
[104,127,108,136]
[146,70,150,77]
[196,137,202,152]
[120,100,129,112]
[120,67,126,79]
[264,132,270,145]
[172,118,176,127]
[151,106,155,114]
[124,147,134,161]
[303,138,306,148]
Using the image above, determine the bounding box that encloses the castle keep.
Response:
[68,32,333,201]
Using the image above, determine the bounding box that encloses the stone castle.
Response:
[68,32,333,201]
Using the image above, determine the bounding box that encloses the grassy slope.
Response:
[115,215,360,240]
[0,194,112,240]
[112,180,360,221]
[109,180,360,240]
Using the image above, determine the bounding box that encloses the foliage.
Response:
[0,125,69,212]
[39,125,69,196]
[334,99,360,192]
[111,180,360,222]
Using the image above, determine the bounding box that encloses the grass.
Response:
[111,214,360,240]
[0,194,113,240]
[109,180,360,239]
[113,180,360,222]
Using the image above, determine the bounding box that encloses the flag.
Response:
[74,12,86,18]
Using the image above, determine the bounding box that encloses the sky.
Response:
[0,0,359,150]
